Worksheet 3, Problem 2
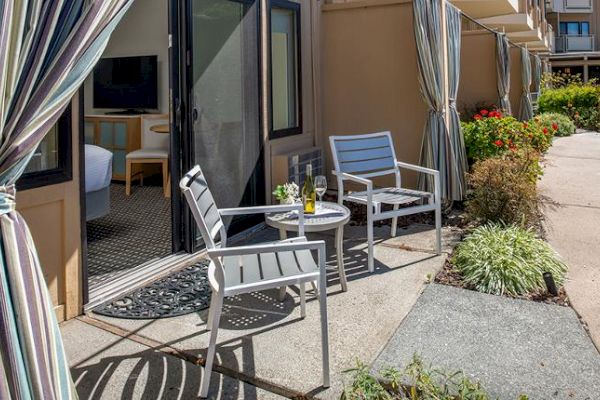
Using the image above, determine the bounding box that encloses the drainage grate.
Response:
[92,261,212,319]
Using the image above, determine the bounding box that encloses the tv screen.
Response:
[93,55,158,110]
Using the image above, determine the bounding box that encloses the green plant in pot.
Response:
[272,182,300,204]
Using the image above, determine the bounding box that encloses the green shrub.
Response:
[343,355,529,399]
[538,84,599,114]
[465,155,541,227]
[533,113,576,137]
[462,115,552,164]
[451,224,567,296]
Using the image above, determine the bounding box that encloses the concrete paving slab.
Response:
[541,132,600,349]
[87,226,450,398]
[61,319,285,399]
[372,284,600,400]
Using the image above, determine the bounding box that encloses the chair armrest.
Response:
[219,203,302,216]
[207,239,325,258]
[396,161,439,176]
[332,171,373,189]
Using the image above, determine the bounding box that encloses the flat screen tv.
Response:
[93,55,158,111]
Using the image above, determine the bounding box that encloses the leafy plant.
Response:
[272,182,299,203]
[537,84,600,129]
[465,154,542,227]
[533,113,576,137]
[462,115,552,164]
[343,354,526,399]
[451,224,567,296]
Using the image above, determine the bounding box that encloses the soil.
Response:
[435,259,570,307]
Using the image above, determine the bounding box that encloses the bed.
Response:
[85,144,113,221]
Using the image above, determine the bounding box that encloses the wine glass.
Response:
[315,175,327,212]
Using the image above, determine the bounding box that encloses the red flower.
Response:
[494,140,504,147]
[488,111,496,118]
[523,122,528,129]
[480,109,489,116]
[543,127,549,135]
[474,114,482,120]
[575,112,580,118]
[552,123,558,131]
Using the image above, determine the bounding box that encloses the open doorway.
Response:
[81,0,176,303]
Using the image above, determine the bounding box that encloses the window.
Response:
[17,105,72,190]
[559,21,591,35]
[269,0,301,139]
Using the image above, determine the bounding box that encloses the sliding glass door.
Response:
[186,0,264,244]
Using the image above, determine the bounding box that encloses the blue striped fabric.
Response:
[0,1,133,399]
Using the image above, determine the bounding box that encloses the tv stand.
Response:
[105,109,150,115]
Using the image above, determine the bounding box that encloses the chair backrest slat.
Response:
[179,165,224,249]
[330,132,398,176]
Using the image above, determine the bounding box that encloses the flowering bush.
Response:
[538,84,600,129]
[534,113,576,137]
[462,114,552,163]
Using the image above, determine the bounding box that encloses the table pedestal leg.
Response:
[336,226,348,292]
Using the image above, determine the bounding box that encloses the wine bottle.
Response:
[302,164,316,214]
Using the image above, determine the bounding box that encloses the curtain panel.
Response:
[0,1,133,399]
[495,33,512,115]
[413,0,457,201]
[532,55,542,95]
[445,2,466,201]
[519,47,534,121]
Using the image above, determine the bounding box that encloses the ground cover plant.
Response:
[450,224,567,297]
[342,354,528,400]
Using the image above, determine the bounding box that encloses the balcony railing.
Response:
[554,35,595,52]
[564,0,592,10]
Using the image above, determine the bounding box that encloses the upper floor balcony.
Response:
[547,0,593,13]
[554,34,595,52]
[450,0,519,18]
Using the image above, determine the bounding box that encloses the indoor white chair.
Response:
[126,114,170,197]
[329,131,441,272]
[180,165,330,398]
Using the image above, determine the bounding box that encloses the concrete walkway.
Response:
[372,284,600,400]
[540,131,600,349]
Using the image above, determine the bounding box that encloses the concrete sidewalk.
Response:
[540,132,600,348]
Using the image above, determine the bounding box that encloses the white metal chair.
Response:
[180,165,330,398]
[329,131,441,272]
[126,114,170,197]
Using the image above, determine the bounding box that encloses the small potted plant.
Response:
[272,182,300,205]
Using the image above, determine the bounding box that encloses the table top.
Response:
[265,202,350,232]
[150,124,170,134]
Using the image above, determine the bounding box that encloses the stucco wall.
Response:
[458,31,499,115]
[320,0,426,189]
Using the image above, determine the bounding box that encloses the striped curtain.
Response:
[445,3,466,201]
[0,1,132,399]
[495,33,512,115]
[519,47,534,121]
[413,0,457,200]
[532,55,542,95]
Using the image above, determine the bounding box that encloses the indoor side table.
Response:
[265,201,350,292]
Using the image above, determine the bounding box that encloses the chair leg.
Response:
[278,286,287,302]
[206,293,219,331]
[162,159,170,198]
[367,206,375,273]
[390,204,399,237]
[435,200,442,255]
[318,252,330,388]
[200,293,223,398]
[125,159,132,196]
[299,283,306,318]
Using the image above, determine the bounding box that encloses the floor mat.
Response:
[86,182,171,290]
[92,261,211,319]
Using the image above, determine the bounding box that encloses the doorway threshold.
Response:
[85,251,206,312]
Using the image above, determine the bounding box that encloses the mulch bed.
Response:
[435,258,570,307]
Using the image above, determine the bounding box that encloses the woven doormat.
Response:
[93,261,212,319]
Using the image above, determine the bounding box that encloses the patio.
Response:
[62,223,459,398]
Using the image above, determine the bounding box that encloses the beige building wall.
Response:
[17,96,83,322]
[459,31,499,114]
[320,0,427,189]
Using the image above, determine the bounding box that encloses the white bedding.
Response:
[85,145,112,193]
